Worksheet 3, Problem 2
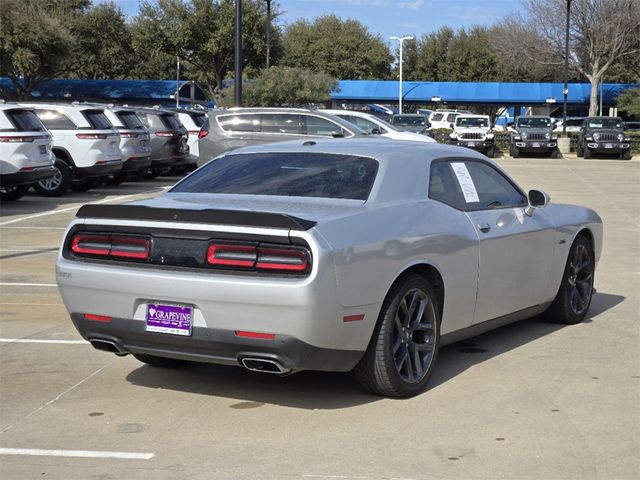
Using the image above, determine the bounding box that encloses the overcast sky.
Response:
[106,0,517,41]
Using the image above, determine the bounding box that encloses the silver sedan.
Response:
[56,138,602,397]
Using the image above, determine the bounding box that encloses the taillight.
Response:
[206,243,310,273]
[119,132,139,138]
[256,247,308,272]
[207,244,256,268]
[76,133,109,140]
[198,128,209,139]
[70,233,150,260]
[155,131,175,137]
[188,130,200,136]
[0,136,35,142]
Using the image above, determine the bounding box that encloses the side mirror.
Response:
[525,189,550,216]
[331,130,345,138]
[371,128,381,135]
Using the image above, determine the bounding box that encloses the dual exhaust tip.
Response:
[89,339,291,375]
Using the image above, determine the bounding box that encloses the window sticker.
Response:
[450,162,480,203]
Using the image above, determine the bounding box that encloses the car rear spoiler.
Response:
[75,204,317,231]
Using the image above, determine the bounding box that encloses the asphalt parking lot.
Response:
[1,157,639,480]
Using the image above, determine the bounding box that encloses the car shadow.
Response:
[125,291,624,410]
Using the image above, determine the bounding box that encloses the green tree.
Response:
[131,0,280,96]
[617,88,640,117]
[412,27,454,81]
[0,0,78,99]
[281,15,392,80]
[65,2,135,80]
[226,66,336,107]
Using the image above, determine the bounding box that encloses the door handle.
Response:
[477,222,491,233]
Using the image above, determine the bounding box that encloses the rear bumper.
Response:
[0,166,56,187]
[72,314,363,372]
[122,156,152,172]
[75,160,122,178]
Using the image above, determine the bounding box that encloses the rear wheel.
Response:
[132,353,189,368]
[355,274,440,397]
[546,235,595,324]
[0,184,29,201]
[70,177,102,192]
[33,159,72,197]
[104,173,125,185]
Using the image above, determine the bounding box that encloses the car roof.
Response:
[517,115,550,119]
[456,114,489,118]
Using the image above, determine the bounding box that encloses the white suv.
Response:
[103,107,151,183]
[320,109,436,143]
[428,110,463,130]
[0,104,55,201]
[20,103,122,196]
[450,114,496,157]
[176,109,207,160]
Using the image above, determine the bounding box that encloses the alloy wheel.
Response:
[567,243,593,316]
[38,167,62,191]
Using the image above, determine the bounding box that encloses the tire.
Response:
[104,173,125,185]
[551,149,561,158]
[546,235,595,325]
[575,142,583,157]
[354,274,440,398]
[145,169,159,179]
[584,146,592,159]
[511,145,520,158]
[486,147,495,158]
[70,177,101,192]
[130,168,147,182]
[132,353,189,368]
[33,159,72,197]
[0,184,29,201]
[621,149,632,160]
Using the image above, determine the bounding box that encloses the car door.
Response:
[253,113,303,144]
[432,159,555,323]
[440,159,556,323]
[214,113,260,153]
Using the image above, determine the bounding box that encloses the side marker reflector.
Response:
[83,314,112,322]
[343,314,365,322]
[235,331,275,340]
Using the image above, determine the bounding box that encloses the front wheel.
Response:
[551,149,561,158]
[0,184,29,201]
[546,235,595,324]
[584,146,592,159]
[621,149,632,160]
[575,142,583,157]
[354,274,440,397]
[486,147,495,158]
[511,145,520,158]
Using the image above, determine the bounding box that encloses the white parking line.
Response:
[0,226,66,230]
[0,339,86,345]
[0,192,152,226]
[0,283,57,287]
[0,448,154,460]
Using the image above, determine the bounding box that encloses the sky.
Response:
[105,0,518,41]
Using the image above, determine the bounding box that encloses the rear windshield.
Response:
[117,111,145,129]
[392,115,426,126]
[6,110,47,132]
[456,117,488,128]
[190,114,206,127]
[83,110,113,130]
[430,113,444,122]
[161,114,183,130]
[517,117,551,128]
[172,152,379,201]
[587,118,623,129]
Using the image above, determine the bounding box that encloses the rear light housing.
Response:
[70,233,150,261]
[198,128,209,139]
[155,131,175,137]
[119,132,139,138]
[206,243,310,274]
[76,133,110,140]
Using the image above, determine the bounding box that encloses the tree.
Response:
[131,0,280,96]
[65,2,135,80]
[219,66,336,107]
[616,88,640,117]
[491,0,640,115]
[281,15,392,80]
[0,0,78,99]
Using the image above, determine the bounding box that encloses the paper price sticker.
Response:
[450,162,479,203]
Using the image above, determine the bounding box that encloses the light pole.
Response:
[390,35,413,114]
[264,0,271,68]
[562,0,571,135]
[234,0,243,106]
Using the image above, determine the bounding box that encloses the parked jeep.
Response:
[576,116,631,159]
[449,114,495,157]
[510,116,559,158]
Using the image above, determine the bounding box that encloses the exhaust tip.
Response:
[89,339,124,355]
[241,357,290,375]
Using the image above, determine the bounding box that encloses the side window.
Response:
[464,161,526,209]
[429,160,526,210]
[428,161,465,209]
[342,115,378,133]
[217,114,260,132]
[261,114,301,134]
[35,110,76,130]
[304,116,345,137]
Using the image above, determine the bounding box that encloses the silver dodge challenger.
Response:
[56,138,602,397]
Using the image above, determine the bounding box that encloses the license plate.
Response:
[532,142,540,148]
[467,142,476,147]
[39,145,47,155]
[605,143,613,148]
[146,303,192,336]
[139,140,149,152]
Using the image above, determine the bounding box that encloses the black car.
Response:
[509,116,560,158]
[576,117,631,159]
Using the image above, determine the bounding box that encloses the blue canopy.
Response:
[332,80,638,105]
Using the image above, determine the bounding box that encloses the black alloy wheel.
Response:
[547,235,595,324]
[355,274,440,397]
